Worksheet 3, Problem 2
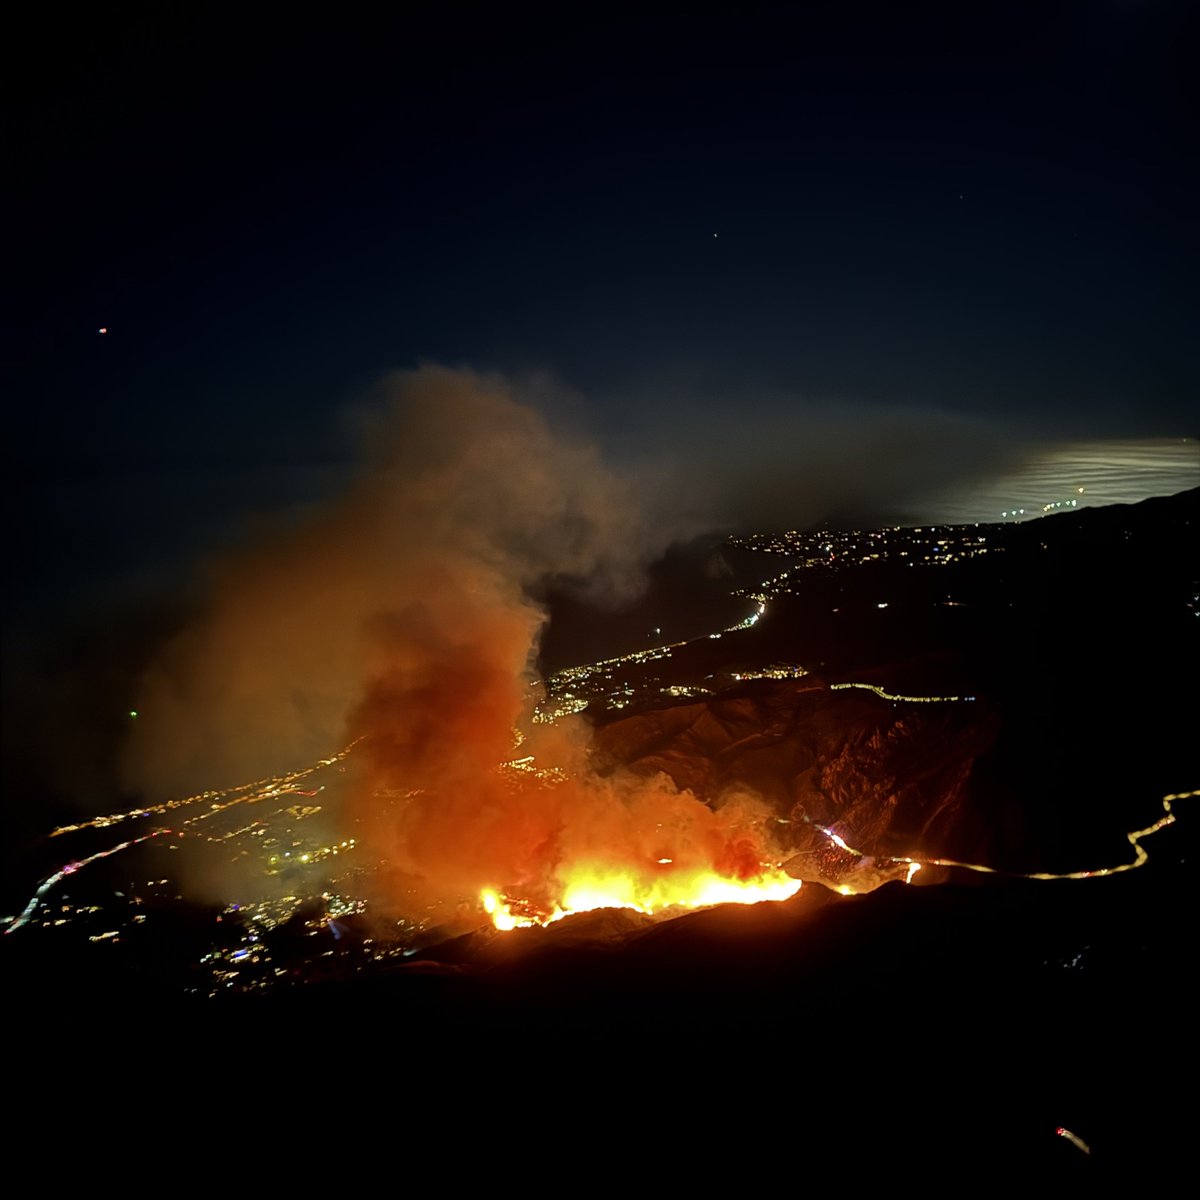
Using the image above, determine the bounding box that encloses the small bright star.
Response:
[98,327,108,334]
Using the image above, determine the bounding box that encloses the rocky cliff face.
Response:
[589,678,1000,883]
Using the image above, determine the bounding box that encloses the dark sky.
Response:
[6,1,1197,607]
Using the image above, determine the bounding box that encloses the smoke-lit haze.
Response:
[122,367,651,793]
[113,367,787,914]
[624,396,1025,531]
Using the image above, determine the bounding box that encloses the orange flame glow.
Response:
[481,863,801,930]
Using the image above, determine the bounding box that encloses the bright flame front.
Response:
[481,864,802,931]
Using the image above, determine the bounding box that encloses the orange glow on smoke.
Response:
[481,862,802,930]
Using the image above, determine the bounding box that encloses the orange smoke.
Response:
[123,366,790,921]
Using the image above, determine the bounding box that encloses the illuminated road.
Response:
[4,742,360,936]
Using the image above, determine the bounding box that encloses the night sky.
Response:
[7,1,1197,616]
[7,11,1199,1144]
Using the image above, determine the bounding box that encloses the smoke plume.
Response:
[123,366,782,916]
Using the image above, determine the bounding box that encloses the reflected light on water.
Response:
[903,438,1198,526]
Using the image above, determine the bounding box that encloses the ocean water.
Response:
[901,437,1199,526]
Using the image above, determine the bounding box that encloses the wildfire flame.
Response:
[481,863,802,930]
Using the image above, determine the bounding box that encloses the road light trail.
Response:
[46,741,362,838]
[819,787,1196,889]
[5,830,169,934]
